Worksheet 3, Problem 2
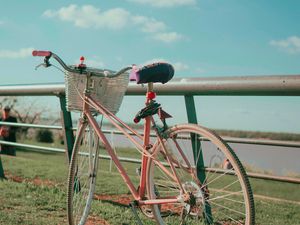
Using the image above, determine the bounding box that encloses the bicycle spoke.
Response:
[147,124,254,225]
[208,190,244,202]
[210,200,246,217]
[67,124,99,225]
[214,207,245,224]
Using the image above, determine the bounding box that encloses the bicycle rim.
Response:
[67,122,100,225]
[147,124,255,225]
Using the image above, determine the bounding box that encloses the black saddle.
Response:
[130,62,174,84]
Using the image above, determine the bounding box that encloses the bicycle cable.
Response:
[51,63,66,74]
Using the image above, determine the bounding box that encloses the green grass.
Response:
[0,149,300,225]
[0,181,66,225]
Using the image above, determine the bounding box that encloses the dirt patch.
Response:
[5,173,56,187]
[94,194,133,206]
[31,177,56,187]
[85,216,110,225]
[9,174,23,183]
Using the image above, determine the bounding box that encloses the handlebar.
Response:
[32,50,133,78]
[32,50,52,57]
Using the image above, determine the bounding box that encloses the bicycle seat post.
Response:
[147,82,153,93]
[145,82,154,106]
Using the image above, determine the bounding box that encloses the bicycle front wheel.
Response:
[67,121,100,225]
[147,124,255,225]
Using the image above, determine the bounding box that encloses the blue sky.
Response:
[0,0,300,133]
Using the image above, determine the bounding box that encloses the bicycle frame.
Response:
[33,51,254,224]
[78,82,182,206]
[32,51,184,206]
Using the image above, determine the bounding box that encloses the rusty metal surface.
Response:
[1,75,300,96]
[127,75,300,96]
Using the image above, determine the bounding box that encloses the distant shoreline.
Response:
[214,129,300,142]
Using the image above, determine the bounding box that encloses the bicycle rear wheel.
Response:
[147,124,255,225]
[67,121,100,225]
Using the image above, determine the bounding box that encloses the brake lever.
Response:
[35,63,45,70]
[35,56,52,70]
[35,62,51,70]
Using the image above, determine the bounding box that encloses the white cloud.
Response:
[153,32,184,43]
[43,5,130,30]
[132,16,166,33]
[0,47,34,59]
[43,4,185,43]
[0,21,4,26]
[128,0,197,7]
[85,58,105,68]
[173,62,189,71]
[270,36,300,54]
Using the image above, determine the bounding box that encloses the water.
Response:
[230,143,300,176]
[106,132,300,176]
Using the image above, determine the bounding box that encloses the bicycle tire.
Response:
[67,121,100,225]
[146,124,255,225]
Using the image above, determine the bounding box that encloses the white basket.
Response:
[65,68,129,114]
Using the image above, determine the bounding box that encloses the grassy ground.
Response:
[0,149,300,225]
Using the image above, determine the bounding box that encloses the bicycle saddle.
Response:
[130,62,174,84]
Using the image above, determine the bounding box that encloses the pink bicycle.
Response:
[33,50,255,225]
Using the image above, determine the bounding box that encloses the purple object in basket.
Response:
[129,65,138,81]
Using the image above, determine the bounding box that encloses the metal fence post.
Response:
[0,156,5,179]
[184,95,207,179]
[184,95,198,124]
[184,95,213,224]
[58,95,74,162]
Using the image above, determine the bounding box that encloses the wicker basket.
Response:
[65,67,129,114]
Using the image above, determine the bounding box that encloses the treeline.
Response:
[215,129,300,142]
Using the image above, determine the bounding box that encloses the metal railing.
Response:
[1,74,300,183]
[1,75,300,96]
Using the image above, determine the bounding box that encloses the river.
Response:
[105,132,300,176]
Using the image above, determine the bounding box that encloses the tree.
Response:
[0,97,49,139]
[36,129,54,143]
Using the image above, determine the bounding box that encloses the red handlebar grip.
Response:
[32,50,52,57]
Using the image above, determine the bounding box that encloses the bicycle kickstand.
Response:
[129,201,144,225]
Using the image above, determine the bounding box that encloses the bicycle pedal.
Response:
[129,202,144,225]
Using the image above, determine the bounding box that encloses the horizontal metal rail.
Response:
[222,137,300,148]
[0,140,65,153]
[0,83,65,96]
[1,75,300,96]
[1,121,300,148]
[129,76,300,96]
[205,167,300,184]
[0,121,62,130]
